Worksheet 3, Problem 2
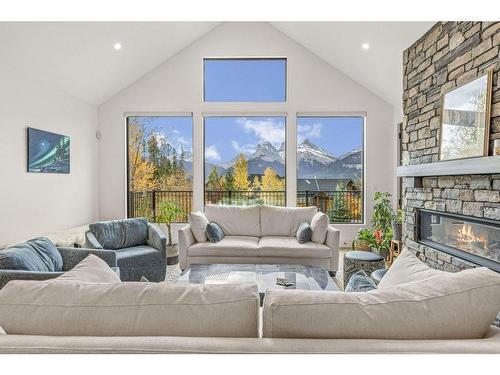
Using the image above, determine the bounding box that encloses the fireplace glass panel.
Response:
[420,211,500,265]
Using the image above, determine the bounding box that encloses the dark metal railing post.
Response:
[305,190,309,207]
[152,190,157,222]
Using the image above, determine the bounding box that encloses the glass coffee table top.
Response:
[177,264,339,305]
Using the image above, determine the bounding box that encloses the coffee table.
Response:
[176,264,339,305]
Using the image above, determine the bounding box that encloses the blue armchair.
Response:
[85,217,167,281]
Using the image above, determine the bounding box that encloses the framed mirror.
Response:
[439,71,493,161]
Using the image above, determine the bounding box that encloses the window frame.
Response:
[125,113,194,221]
[202,57,288,103]
[202,113,288,207]
[295,113,366,224]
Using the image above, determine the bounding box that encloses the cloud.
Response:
[231,140,256,155]
[238,118,285,147]
[297,123,322,143]
[205,145,221,162]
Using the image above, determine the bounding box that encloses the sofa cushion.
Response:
[188,211,209,243]
[206,222,225,243]
[310,212,329,243]
[258,236,331,258]
[296,222,312,244]
[263,267,500,340]
[53,255,120,283]
[261,205,317,237]
[377,249,441,289]
[188,236,259,257]
[205,205,261,237]
[89,218,148,250]
[115,246,161,267]
[0,282,259,337]
[0,237,63,272]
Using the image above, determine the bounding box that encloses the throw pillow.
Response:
[310,212,328,243]
[377,249,441,289]
[344,270,378,292]
[52,255,121,283]
[206,222,225,243]
[0,237,63,272]
[296,222,312,244]
[188,211,209,243]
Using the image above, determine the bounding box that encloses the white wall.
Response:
[98,22,395,246]
[0,66,99,247]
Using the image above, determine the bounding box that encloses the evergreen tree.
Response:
[146,135,161,179]
[223,168,235,191]
[234,153,249,190]
[207,167,221,190]
[328,189,352,224]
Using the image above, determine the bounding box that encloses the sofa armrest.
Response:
[0,270,62,289]
[147,223,167,258]
[178,225,196,270]
[325,225,340,272]
[57,247,117,271]
[84,230,103,249]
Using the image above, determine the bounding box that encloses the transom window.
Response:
[203,58,286,102]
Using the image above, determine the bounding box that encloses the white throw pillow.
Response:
[310,212,329,243]
[377,249,441,289]
[0,326,6,335]
[263,267,500,339]
[188,211,209,243]
[52,254,121,283]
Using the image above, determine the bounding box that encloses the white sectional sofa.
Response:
[178,204,340,273]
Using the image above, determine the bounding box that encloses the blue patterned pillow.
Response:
[345,270,378,292]
[0,237,63,272]
[296,221,312,244]
[206,222,225,243]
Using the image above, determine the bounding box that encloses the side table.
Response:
[343,251,385,289]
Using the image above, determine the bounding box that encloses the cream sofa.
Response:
[179,205,340,273]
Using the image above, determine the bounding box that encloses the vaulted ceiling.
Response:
[0,21,434,108]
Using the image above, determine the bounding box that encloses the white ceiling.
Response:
[0,22,433,108]
[271,22,435,108]
[0,22,219,105]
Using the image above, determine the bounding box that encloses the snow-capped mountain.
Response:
[297,139,337,165]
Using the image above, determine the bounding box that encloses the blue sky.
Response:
[204,59,286,102]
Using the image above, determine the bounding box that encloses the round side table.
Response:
[343,251,385,289]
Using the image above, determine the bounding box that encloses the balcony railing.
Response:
[128,189,362,224]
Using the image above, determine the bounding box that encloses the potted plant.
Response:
[369,192,395,260]
[156,200,183,265]
[392,208,403,241]
[352,228,373,251]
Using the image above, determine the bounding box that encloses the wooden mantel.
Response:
[396,156,500,177]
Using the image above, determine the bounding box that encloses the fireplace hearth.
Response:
[417,209,500,272]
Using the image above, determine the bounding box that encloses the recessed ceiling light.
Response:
[362,43,370,50]
[113,42,122,51]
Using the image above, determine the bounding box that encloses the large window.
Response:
[296,116,364,223]
[204,116,286,206]
[127,116,193,222]
[203,58,286,102]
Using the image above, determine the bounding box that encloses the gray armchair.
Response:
[0,247,117,289]
[85,218,167,282]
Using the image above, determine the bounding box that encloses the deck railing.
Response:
[129,189,362,224]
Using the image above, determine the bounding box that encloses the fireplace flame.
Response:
[457,224,487,250]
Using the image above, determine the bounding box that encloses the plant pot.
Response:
[352,239,371,251]
[392,222,402,241]
[166,244,179,265]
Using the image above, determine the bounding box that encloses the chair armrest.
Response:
[84,230,103,249]
[0,270,62,289]
[147,223,167,257]
[325,225,340,272]
[178,225,196,270]
[57,247,117,271]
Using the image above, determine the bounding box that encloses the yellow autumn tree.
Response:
[251,175,261,191]
[128,121,157,192]
[261,167,285,191]
[234,153,249,190]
